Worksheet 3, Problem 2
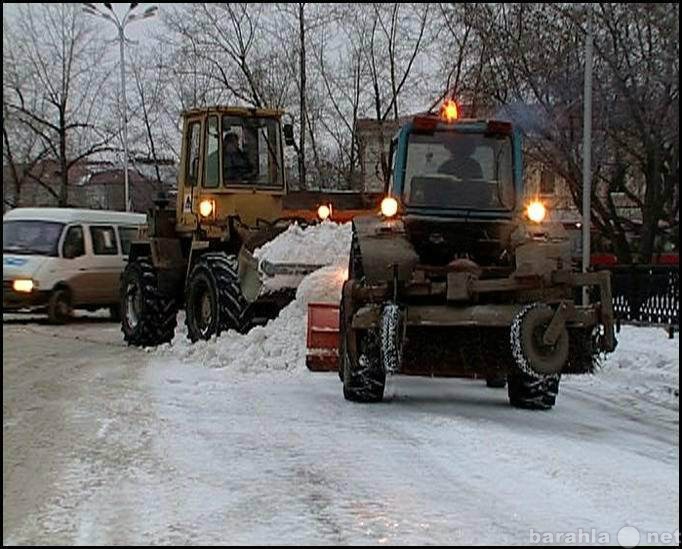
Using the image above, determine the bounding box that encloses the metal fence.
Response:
[593,265,679,333]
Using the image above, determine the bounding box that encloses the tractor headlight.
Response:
[380,196,399,218]
[199,199,215,218]
[13,279,34,293]
[526,200,547,223]
[317,204,331,221]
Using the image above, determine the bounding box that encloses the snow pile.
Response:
[154,220,351,372]
[254,221,352,265]
[568,326,679,409]
[156,263,347,373]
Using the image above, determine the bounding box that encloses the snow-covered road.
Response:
[2,315,679,546]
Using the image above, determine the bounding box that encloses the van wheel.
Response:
[48,288,72,324]
[185,252,250,342]
[121,257,178,346]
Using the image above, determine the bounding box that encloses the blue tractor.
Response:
[338,101,616,409]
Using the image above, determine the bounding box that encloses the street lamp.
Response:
[82,3,158,212]
[582,5,594,305]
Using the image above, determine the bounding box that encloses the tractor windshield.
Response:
[221,115,283,188]
[403,131,514,210]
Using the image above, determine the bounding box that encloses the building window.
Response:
[540,169,556,195]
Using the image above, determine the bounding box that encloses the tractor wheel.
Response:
[340,284,385,402]
[486,377,507,389]
[510,303,569,378]
[109,304,121,322]
[380,304,404,375]
[47,288,72,325]
[342,326,385,403]
[507,372,561,410]
[566,328,601,373]
[120,257,178,347]
[185,252,250,342]
[338,287,348,381]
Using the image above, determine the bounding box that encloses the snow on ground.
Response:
[135,326,678,545]
[567,326,679,411]
[4,219,678,544]
[4,316,678,544]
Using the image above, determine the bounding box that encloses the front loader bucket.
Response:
[306,302,340,371]
[239,245,324,302]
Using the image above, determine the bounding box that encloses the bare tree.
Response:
[316,6,371,189]
[432,3,498,112]
[467,2,679,262]
[592,3,679,260]
[2,33,52,208]
[362,3,429,185]
[128,47,174,186]
[3,4,117,207]
[163,4,292,109]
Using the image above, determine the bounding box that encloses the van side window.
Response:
[118,226,138,256]
[63,226,85,259]
[90,226,118,255]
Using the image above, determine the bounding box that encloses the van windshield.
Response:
[3,221,64,256]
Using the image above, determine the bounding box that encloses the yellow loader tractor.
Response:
[120,106,330,345]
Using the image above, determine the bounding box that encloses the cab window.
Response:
[118,226,138,256]
[90,226,118,255]
[222,115,282,187]
[185,121,202,187]
[204,116,220,188]
[62,225,85,259]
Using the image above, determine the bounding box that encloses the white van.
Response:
[3,208,146,323]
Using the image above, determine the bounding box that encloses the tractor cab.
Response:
[389,106,522,219]
[380,102,528,266]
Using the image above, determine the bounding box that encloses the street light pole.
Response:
[118,24,131,212]
[82,3,158,212]
[581,6,594,305]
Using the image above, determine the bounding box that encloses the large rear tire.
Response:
[507,372,561,410]
[120,257,178,346]
[185,252,250,342]
[341,229,385,402]
[342,324,385,403]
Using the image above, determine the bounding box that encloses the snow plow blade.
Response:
[239,247,324,303]
[306,302,340,371]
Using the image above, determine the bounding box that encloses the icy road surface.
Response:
[3,316,678,546]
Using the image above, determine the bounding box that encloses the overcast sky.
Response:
[2,3,165,46]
